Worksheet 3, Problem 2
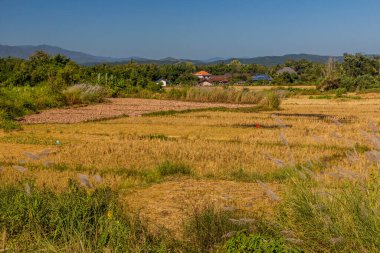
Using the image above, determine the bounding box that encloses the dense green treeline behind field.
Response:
[1,51,380,90]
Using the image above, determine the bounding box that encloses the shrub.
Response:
[156,160,192,176]
[62,84,108,105]
[0,119,22,132]
[355,74,378,91]
[340,76,356,91]
[224,231,303,252]
[184,205,244,252]
[334,88,347,98]
[259,91,281,110]
[0,85,63,120]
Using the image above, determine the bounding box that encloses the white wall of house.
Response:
[156,80,167,87]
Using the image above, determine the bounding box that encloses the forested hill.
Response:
[0,44,344,66]
[220,54,344,66]
[0,44,118,64]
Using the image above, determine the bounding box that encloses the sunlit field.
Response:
[1,94,380,251]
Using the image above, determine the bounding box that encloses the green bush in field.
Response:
[224,231,303,253]
[334,87,347,98]
[156,160,192,176]
[184,205,243,252]
[0,85,63,120]
[0,119,22,132]
[0,180,172,252]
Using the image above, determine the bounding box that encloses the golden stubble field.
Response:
[1,96,380,235]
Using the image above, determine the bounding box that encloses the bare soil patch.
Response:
[20,98,251,124]
[124,179,280,236]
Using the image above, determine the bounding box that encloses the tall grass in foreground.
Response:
[0,180,173,252]
[267,118,380,252]
[278,173,380,252]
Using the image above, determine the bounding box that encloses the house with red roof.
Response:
[194,70,212,79]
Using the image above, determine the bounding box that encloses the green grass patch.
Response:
[0,120,23,132]
[184,205,246,252]
[0,180,173,252]
[0,135,58,145]
[143,106,266,117]
[224,231,303,252]
[309,95,334,99]
[156,160,192,176]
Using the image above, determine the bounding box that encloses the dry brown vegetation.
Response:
[19,98,252,124]
[1,94,380,251]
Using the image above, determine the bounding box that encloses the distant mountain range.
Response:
[0,44,344,66]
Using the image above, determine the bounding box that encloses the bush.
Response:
[184,205,244,252]
[156,160,192,176]
[335,88,347,98]
[0,85,63,120]
[340,76,356,91]
[318,78,341,91]
[259,91,281,110]
[355,74,378,91]
[0,119,22,132]
[62,84,108,105]
[274,72,299,84]
[224,231,303,252]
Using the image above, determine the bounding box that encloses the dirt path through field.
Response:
[20,98,252,124]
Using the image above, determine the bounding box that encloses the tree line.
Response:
[1,51,380,93]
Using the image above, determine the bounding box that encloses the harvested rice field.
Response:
[19,98,252,124]
[1,95,380,251]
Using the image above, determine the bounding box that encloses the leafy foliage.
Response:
[224,231,303,253]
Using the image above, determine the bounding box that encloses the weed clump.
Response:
[259,91,281,110]
[62,84,108,105]
[0,119,22,132]
[156,160,192,176]
[278,173,380,252]
[224,231,303,252]
[184,205,243,252]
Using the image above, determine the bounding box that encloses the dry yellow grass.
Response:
[1,95,379,234]
[124,179,280,237]
[232,85,317,90]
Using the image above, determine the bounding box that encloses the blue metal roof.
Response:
[252,74,272,81]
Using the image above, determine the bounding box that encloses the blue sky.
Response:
[1,0,380,59]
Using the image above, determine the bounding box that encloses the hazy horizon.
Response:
[0,43,353,61]
[1,0,380,59]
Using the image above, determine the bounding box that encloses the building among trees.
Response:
[252,74,273,82]
[276,67,297,75]
[194,71,212,79]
